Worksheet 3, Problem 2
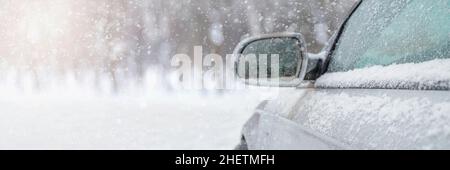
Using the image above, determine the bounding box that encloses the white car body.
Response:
[238,0,450,150]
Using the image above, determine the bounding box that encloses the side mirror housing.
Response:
[233,33,308,87]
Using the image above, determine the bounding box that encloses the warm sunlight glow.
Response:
[17,1,71,44]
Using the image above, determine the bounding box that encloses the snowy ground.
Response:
[0,89,272,150]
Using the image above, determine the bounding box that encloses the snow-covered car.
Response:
[234,0,450,150]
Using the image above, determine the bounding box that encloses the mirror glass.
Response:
[237,37,302,79]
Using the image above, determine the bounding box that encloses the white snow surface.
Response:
[293,90,450,149]
[256,88,450,149]
[316,58,450,90]
[0,89,272,149]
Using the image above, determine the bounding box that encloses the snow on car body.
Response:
[234,0,450,149]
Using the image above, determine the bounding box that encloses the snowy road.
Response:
[0,91,270,149]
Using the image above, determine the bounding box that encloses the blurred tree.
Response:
[0,0,357,92]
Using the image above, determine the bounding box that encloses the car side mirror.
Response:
[233,33,308,87]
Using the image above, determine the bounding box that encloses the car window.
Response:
[241,38,301,78]
[328,0,450,72]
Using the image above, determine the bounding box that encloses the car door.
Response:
[244,0,450,150]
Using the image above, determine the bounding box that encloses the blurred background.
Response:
[0,0,356,93]
[0,0,356,149]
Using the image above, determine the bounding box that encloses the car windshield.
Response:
[328,0,450,72]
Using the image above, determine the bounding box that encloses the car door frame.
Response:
[317,0,363,76]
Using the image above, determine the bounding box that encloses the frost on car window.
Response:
[328,0,450,72]
[240,38,301,78]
